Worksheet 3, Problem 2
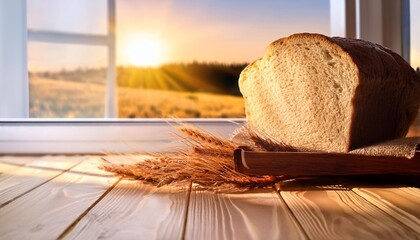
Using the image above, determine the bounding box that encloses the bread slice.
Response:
[239,33,420,152]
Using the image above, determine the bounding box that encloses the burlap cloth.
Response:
[231,126,419,159]
[349,137,419,159]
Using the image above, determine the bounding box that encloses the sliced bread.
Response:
[239,33,420,152]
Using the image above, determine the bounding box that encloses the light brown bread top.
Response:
[239,33,420,152]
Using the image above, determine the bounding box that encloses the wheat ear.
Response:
[176,125,237,157]
[100,124,308,191]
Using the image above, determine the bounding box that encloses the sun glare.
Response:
[122,34,165,67]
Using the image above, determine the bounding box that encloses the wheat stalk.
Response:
[100,124,287,192]
[176,125,236,148]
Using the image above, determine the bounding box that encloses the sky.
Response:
[27,0,418,71]
[27,0,329,71]
[116,0,329,65]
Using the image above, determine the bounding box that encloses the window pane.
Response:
[28,42,107,118]
[116,0,330,118]
[27,0,107,35]
[27,0,330,118]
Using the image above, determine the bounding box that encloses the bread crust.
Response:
[329,36,420,149]
[239,33,420,152]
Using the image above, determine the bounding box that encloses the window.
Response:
[28,43,107,118]
[27,0,116,118]
[27,0,107,35]
[26,0,330,119]
[0,0,415,119]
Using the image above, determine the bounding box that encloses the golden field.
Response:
[29,77,245,118]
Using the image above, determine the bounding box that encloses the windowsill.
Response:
[0,118,245,154]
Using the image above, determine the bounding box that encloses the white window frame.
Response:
[0,0,29,118]
[0,0,116,118]
[330,0,410,62]
[0,0,414,154]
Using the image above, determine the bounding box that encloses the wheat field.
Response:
[29,77,245,118]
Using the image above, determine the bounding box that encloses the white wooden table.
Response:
[0,155,419,240]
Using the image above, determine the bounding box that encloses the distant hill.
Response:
[30,62,248,96]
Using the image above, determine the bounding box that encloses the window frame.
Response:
[27,0,117,118]
[0,118,245,154]
[0,0,414,154]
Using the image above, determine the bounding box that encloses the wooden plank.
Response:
[68,156,115,177]
[0,160,118,239]
[0,161,27,205]
[0,155,38,165]
[185,187,307,240]
[62,180,190,239]
[352,187,420,233]
[0,155,84,170]
[279,188,419,239]
[0,162,23,174]
[0,165,65,207]
[0,156,83,207]
[25,155,85,170]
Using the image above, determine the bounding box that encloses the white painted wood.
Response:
[330,0,346,36]
[0,0,29,118]
[106,0,117,118]
[401,0,410,62]
[330,0,408,58]
[329,0,356,37]
[0,120,243,154]
[27,0,117,118]
[28,30,109,46]
[355,0,406,56]
[356,0,383,44]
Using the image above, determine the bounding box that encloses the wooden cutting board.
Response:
[234,148,420,176]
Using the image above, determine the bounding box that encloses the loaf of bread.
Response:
[239,33,420,152]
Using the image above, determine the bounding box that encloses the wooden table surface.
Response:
[0,155,419,240]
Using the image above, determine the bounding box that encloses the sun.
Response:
[122,33,165,67]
